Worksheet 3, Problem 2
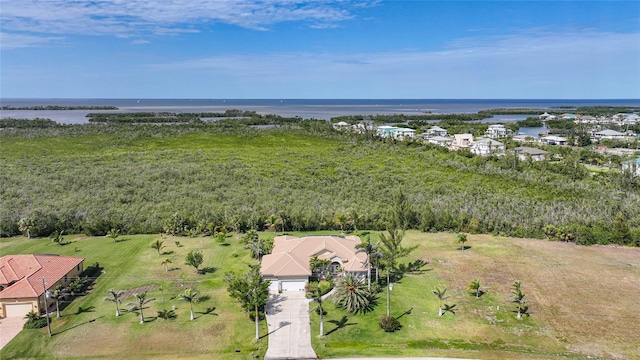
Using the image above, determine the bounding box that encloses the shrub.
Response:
[23,317,48,329]
[379,316,402,332]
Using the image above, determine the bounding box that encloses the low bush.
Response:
[379,316,402,332]
[23,317,48,329]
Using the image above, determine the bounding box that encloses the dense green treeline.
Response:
[1,105,118,110]
[0,118,59,128]
[86,109,259,123]
[1,122,639,246]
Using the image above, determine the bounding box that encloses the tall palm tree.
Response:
[161,258,172,272]
[332,273,372,314]
[432,287,448,316]
[127,291,156,324]
[104,289,125,317]
[310,287,326,336]
[51,286,68,318]
[150,239,165,255]
[265,214,280,235]
[355,236,380,289]
[334,213,348,233]
[179,288,198,321]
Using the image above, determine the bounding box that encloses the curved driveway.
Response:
[264,291,317,360]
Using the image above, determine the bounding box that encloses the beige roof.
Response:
[260,235,366,277]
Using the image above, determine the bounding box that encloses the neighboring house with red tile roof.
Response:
[260,235,367,292]
[0,254,84,318]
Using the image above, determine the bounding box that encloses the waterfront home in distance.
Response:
[514,147,547,161]
[375,126,416,140]
[450,134,474,150]
[0,254,84,318]
[592,129,627,141]
[540,135,568,146]
[485,124,512,139]
[426,126,448,137]
[427,136,453,147]
[622,158,640,177]
[260,235,367,292]
[470,138,505,156]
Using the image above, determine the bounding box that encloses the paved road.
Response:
[264,291,317,360]
[0,317,27,350]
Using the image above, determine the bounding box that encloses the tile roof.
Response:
[0,255,84,299]
[260,235,366,278]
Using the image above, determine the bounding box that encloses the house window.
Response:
[77,264,80,271]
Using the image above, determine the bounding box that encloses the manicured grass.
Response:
[0,234,268,360]
[310,231,640,359]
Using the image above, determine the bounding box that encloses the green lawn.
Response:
[0,233,268,360]
[310,231,640,360]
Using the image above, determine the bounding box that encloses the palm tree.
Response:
[179,288,198,321]
[468,279,482,298]
[107,228,120,243]
[334,213,348,234]
[161,258,172,272]
[332,273,372,314]
[51,286,68,318]
[511,281,527,319]
[348,209,361,233]
[127,291,156,324]
[310,287,326,336]
[355,236,380,289]
[265,214,280,235]
[456,233,468,250]
[432,287,448,316]
[150,239,165,255]
[309,255,331,280]
[104,289,125,317]
[50,230,64,246]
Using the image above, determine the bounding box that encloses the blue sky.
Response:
[1,0,639,99]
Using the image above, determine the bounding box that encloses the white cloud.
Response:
[130,39,151,45]
[0,0,367,38]
[0,32,64,49]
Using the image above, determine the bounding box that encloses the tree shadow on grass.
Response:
[54,316,103,335]
[326,316,357,336]
[195,307,218,319]
[198,267,218,274]
[161,250,174,255]
[76,306,95,315]
[457,246,472,251]
[396,307,413,320]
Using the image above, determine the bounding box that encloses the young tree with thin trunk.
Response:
[379,228,414,316]
[224,266,270,340]
[334,213,348,233]
[355,236,380,290]
[468,279,482,298]
[161,258,172,272]
[107,228,120,243]
[185,250,203,274]
[432,287,448,316]
[104,289,125,317]
[51,286,68,318]
[310,287,326,336]
[456,233,468,250]
[127,291,156,324]
[150,239,165,255]
[179,288,198,321]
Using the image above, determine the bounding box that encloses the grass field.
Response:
[310,231,640,360]
[0,233,268,360]
[2,231,639,360]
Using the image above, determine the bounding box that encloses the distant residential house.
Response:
[514,147,547,161]
[539,112,551,119]
[561,113,576,120]
[576,115,596,124]
[540,135,568,146]
[427,136,453,147]
[426,126,448,137]
[513,134,537,142]
[333,121,351,130]
[449,134,474,150]
[260,235,367,292]
[376,126,398,138]
[592,129,626,140]
[470,138,505,156]
[0,255,84,318]
[485,124,512,139]
[392,128,416,140]
[622,158,640,177]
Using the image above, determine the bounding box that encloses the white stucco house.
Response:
[485,124,512,139]
[622,158,640,177]
[470,138,505,156]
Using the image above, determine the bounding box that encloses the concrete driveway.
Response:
[264,291,317,360]
[0,317,27,350]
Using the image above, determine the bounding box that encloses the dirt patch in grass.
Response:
[122,285,158,299]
